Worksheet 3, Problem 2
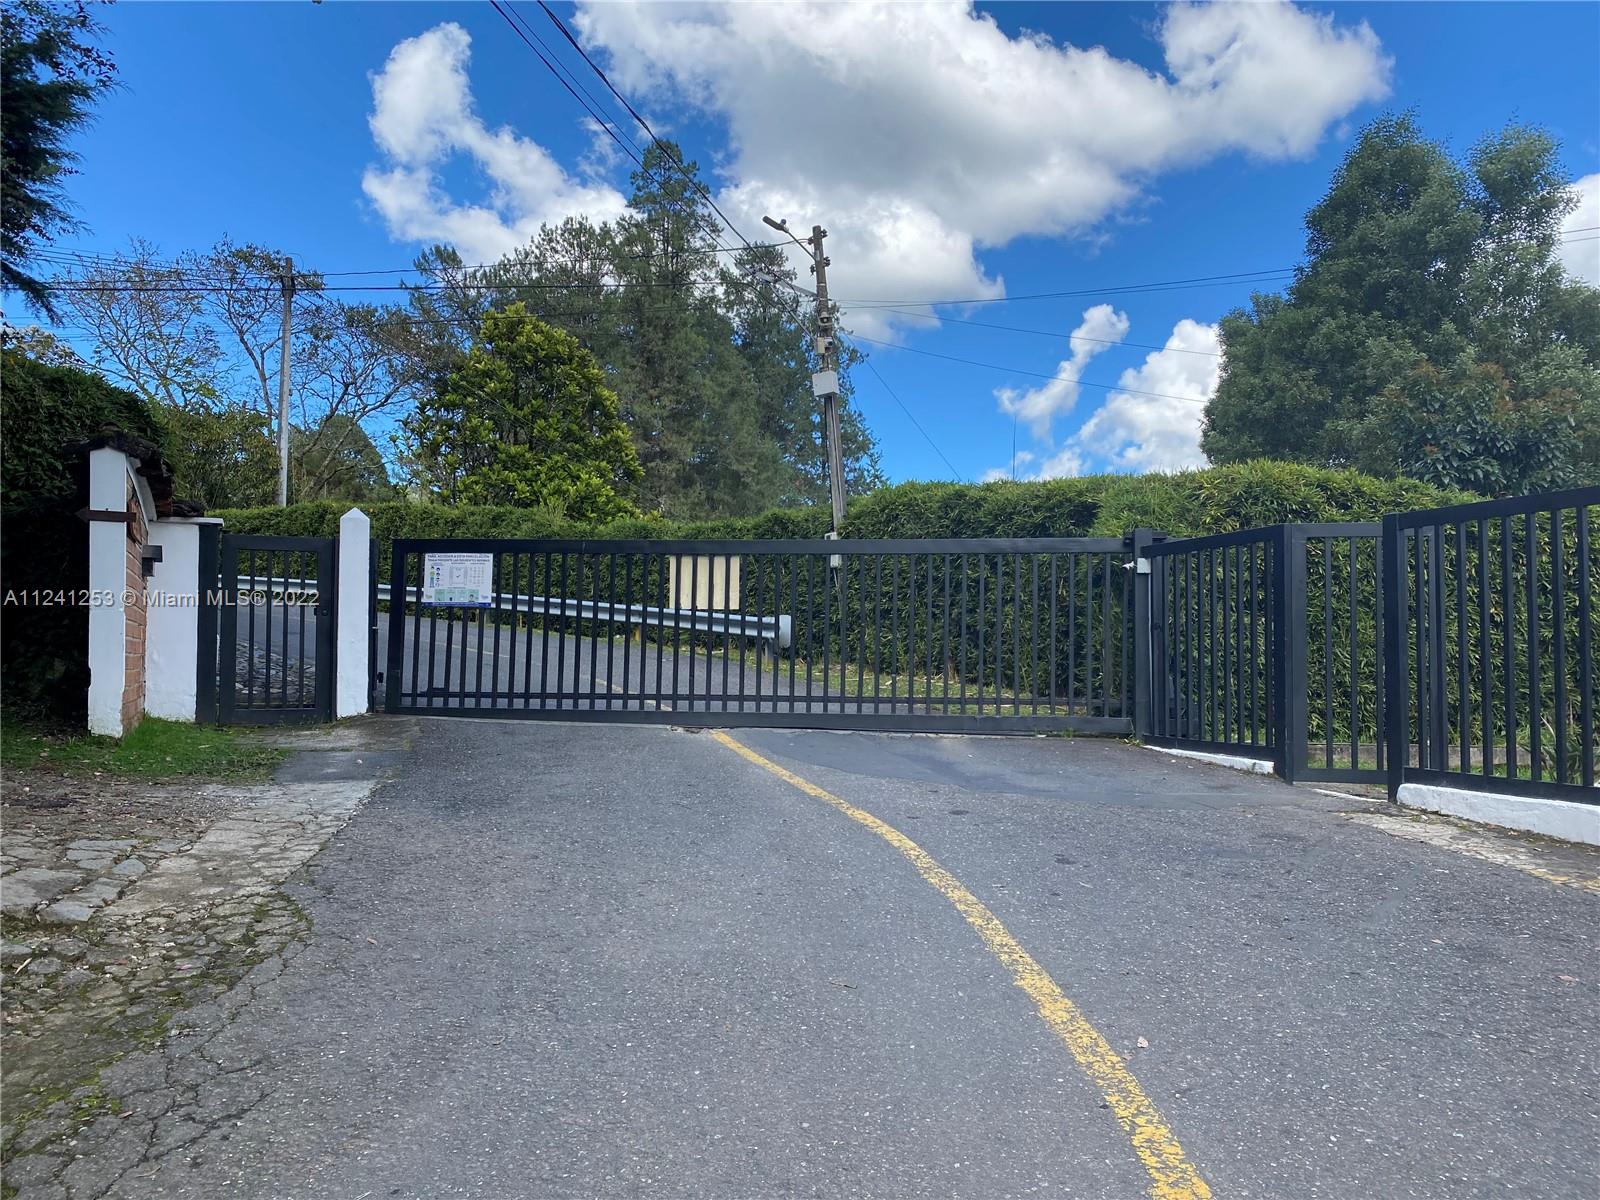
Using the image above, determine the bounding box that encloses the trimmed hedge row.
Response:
[1,352,169,723]
[215,461,1473,551]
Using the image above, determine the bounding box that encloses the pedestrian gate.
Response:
[382,537,1137,734]
[216,534,336,725]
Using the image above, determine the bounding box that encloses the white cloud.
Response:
[981,450,1035,483]
[1073,318,1221,471]
[981,442,1090,482]
[361,24,626,262]
[574,1,1390,314]
[1035,446,1090,479]
[995,304,1129,440]
[1559,174,1600,287]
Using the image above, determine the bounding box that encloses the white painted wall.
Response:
[143,519,220,721]
[335,508,371,719]
[1397,783,1600,847]
[86,449,129,736]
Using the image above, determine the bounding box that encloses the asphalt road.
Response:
[121,718,1597,1199]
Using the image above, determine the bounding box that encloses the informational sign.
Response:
[668,555,740,611]
[422,552,494,607]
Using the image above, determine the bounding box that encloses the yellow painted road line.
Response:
[709,730,1212,1200]
[1346,811,1600,895]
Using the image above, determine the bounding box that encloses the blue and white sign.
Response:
[422,552,494,607]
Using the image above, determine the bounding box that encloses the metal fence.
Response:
[360,489,1595,805]
[1383,487,1598,801]
[1140,492,1596,804]
[382,537,1135,733]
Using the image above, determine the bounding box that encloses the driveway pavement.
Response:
[36,718,1600,1200]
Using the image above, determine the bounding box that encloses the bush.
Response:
[0,351,169,723]
[217,462,1470,555]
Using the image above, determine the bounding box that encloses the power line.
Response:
[847,305,1224,356]
[488,0,646,177]
[842,268,1296,309]
[849,348,965,482]
[39,275,751,296]
[39,242,783,280]
[844,332,1211,406]
[529,0,760,254]
[494,2,643,165]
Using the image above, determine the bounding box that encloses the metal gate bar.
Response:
[383,537,1134,734]
[218,534,335,725]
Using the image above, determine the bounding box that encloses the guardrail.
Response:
[231,576,791,649]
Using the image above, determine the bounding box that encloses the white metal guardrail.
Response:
[229,578,791,650]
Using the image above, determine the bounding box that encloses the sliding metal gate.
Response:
[382,537,1135,734]
[218,534,336,725]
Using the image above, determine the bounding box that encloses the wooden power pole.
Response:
[276,258,295,507]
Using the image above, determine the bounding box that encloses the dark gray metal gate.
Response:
[382,537,1136,734]
[218,534,335,725]
[1382,486,1598,802]
[1144,522,1386,784]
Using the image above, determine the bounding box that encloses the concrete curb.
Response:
[1396,783,1600,847]
[1143,745,1275,775]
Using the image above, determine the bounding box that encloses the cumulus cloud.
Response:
[980,450,1035,483]
[573,1,1390,312]
[985,316,1220,479]
[1073,319,1221,472]
[995,305,1129,440]
[1559,174,1600,287]
[361,24,626,262]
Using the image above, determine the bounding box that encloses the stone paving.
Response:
[1,722,406,1200]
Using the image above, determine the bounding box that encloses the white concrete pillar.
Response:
[143,518,222,721]
[86,448,130,736]
[335,507,372,718]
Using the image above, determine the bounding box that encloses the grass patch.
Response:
[0,717,284,783]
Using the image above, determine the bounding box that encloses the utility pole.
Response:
[763,216,846,538]
[275,258,294,507]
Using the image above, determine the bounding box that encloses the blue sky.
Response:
[37,1,1600,484]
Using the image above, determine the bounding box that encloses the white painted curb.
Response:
[1397,783,1600,847]
[1145,745,1275,775]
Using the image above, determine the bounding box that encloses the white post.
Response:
[143,518,222,722]
[86,448,129,736]
[335,507,371,718]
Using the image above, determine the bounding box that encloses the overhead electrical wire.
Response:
[487,0,645,176]
[847,346,966,482]
[843,332,1212,406]
[37,228,1598,299]
[846,305,1224,356]
[529,0,761,254]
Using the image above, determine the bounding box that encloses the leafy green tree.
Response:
[161,406,276,511]
[1203,116,1600,492]
[0,0,116,318]
[406,303,641,520]
[391,147,883,518]
[291,414,391,503]
[724,243,884,505]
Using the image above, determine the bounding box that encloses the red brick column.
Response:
[121,492,148,735]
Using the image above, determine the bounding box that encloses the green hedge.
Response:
[1,351,169,722]
[216,462,1471,551]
